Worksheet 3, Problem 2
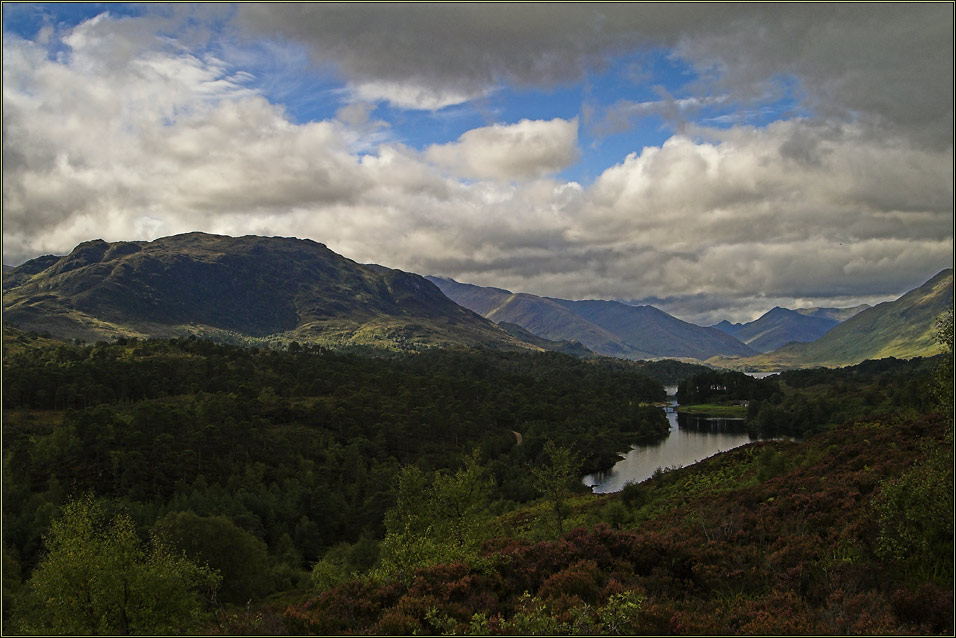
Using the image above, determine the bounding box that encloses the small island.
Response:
[676,403,748,417]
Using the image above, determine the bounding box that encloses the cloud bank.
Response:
[239,4,953,145]
[2,6,952,324]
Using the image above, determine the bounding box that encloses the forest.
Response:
[2,316,953,635]
[676,357,941,437]
[3,333,680,629]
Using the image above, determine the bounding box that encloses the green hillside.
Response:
[496,322,595,357]
[711,270,953,370]
[2,233,528,352]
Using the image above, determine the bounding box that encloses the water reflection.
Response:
[676,412,749,434]
[583,397,759,494]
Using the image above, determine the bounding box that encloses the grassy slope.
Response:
[710,270,953,370]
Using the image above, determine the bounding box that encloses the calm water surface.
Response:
[582,387,759,494]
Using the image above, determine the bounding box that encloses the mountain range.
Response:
[3,233,950,369]
[426,276,756,360]
[712,304,871,353]
[712,307,838,353]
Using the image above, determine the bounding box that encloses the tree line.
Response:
[675,356,942,437]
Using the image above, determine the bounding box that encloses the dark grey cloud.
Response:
[239,4,953,145]
[237,4,655,95]
[674,4,954,148]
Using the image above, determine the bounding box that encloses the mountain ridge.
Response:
[2,233,530,351]
[426,277,655,359]
[549,298,756,359]
[795,304,871,322]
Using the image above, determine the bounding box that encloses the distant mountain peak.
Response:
[710,302,885,353]
[431,277,754,361]
[710,270,954,369]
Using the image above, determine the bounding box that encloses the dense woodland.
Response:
[3,333,683,628]
[2,315,953,635]
[677,357,941,437]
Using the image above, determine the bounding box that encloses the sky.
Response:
[2,3,953,324]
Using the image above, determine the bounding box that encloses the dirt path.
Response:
[512,430,523,446]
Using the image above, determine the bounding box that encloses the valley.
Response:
[4,4,952,635]
[428,270,952,369]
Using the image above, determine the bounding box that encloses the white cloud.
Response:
[584,119,952,246]
[347,80,487,111]
[411,116,951,322]
[426,118,579,181]
[2,17,365,260]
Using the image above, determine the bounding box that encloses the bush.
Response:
[153,511,272,605]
